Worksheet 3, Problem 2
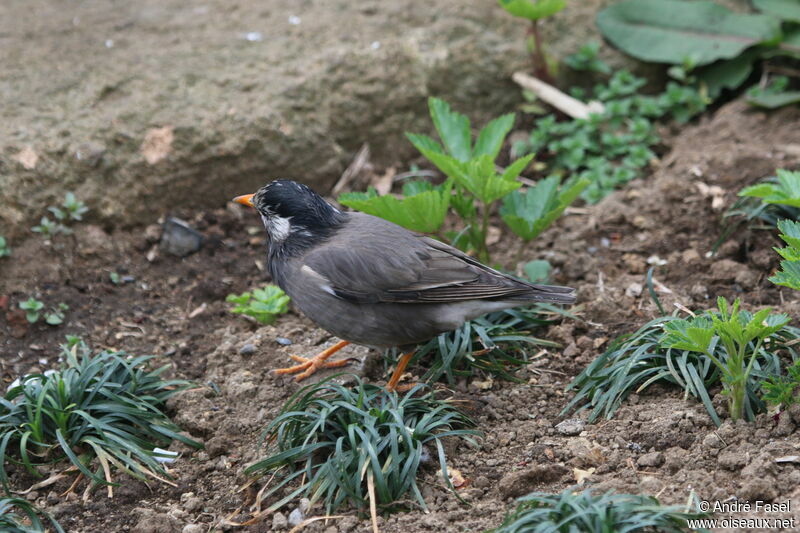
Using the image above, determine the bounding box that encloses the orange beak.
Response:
[233,194,255,208]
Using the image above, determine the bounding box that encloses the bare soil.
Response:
[2,99,800,532]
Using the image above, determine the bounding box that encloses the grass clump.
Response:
[226,285,290,324]
[245,376,478,519]
[0,339,201,496]
[0,498,63,533]
[564,302,800,426]
[401,305,563,385]
[491,487,709,533]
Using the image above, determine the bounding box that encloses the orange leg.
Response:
[386,351,415,392]
[273,340,352,382]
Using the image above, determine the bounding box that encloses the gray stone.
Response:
[160,218,203,257]
[238,343,257,356]
[272,512,288,530]
[0,0,662,232]
[288,507,304,527]
[555,418,585,436]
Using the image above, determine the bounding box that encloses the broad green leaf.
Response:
[498,0,566,20]
[696,50,758,99]
[339,183,451,233]
[454,155,521,204]
[428,98,471,162]
[473,113,515,160]
[500,177,588,241]
[753,0,800,22]
[596,0,782,66]
[747,90,800,109]
[524,260,551,283]
[739,170,800,207]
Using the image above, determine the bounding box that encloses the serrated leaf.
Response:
[770,260,800,290]
[739,171,800,207]
[597,0,782,66]
[500,177,588,241]
[473,113,515,160]
[428,98,472,162]
[339,183,451,233]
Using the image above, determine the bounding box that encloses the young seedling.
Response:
[490,487,709,533]
[565,312,799,426]
[0,339,201,496]
[761,359,800,411]
[564,41,611,74]
[660,297,790,421]
[498,0,566,82]
[19,297,44,323]
[245,377,478,521]
[0,498,64,533]
[31,191,88,239]
[18,298,69,326]
[61,191,89,221]
[226,285,290,324]
[0,236,10,258]
[32,216,70,238]
[405,97,532,262]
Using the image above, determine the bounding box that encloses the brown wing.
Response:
[301,213,534,304]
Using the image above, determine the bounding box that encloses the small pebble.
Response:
[276,337,293,346]
[272,512,288,530]
[239,344,256,355]
[160,217,203,257]
[288,507,304,527]
[555,419,584,436]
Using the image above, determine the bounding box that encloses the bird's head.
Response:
[233,179,344,243]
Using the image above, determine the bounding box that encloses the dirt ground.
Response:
[2,98,800,532]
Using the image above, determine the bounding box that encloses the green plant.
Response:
[564,41,611,74]
[498,0,566,82]
[395,305,562,385]
[18,298,68,326]
[18,298,44,323]
[31,192,88,239]
[513,69,705,204]
[0,236,10,258]
[339,180,452,234]
[0,498,64,533]
[769,219,800,290]
[597,0,800,100]
[761,359,800,409]
[740,169,800,208]
[564,312,799,426]
[226,285,290,324]
[660,297,790,421]
[747,75,800,109]
[245,377,478,518]
[0,340,201,495]
[491,487,709,533]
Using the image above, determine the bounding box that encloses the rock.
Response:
[160,218,204,257]
[625,282,643,297]
[636,451,664,468]
[498,464,569,499]
[133,509,181,533]
[183,497,203,513]
[562,342,579,358]
[718,450,747,470]
[555,419,585,436]
[702,432,725,450]
[238,343,257,356]
[288,508,304,528]
[182,525,204,533]
[272,512,288,530]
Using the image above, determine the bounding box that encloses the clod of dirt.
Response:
[498,464,569,499]
[636,451,663,468]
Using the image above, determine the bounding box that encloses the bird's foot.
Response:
[272,340,352,382]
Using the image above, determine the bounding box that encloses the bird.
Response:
[234,179,576,391]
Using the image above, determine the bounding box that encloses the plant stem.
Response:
[480,202,491,263]
[529,20,552,84]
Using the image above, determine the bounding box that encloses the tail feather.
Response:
[510,284,576,305]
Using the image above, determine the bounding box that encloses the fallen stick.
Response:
[512,71,605,119]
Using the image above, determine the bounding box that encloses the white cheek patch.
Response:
[262,214,291,242]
